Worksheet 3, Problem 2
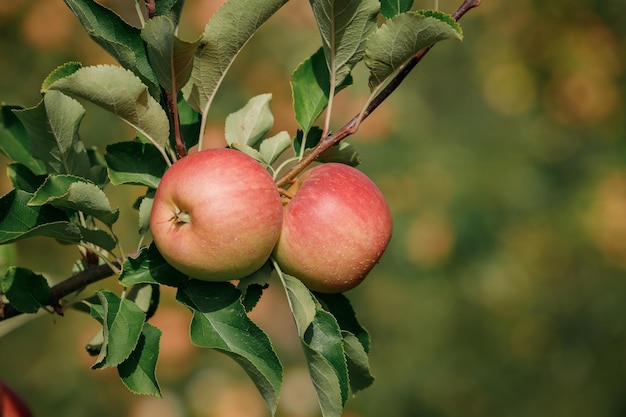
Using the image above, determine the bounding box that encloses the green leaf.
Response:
[182,0,290,115]
[178,97,201,150]
[302,343,343,417]
[14,91,91,178]
[6,163,47,193]
[309,0,379,87]
[278,271,350,417]
[294,127,323,155]
[119,244,189,288]
[141,16,200,93]
[137,192,154,239]
[118,322,162,397]
[259,131,291,166]
[63,0,160,99]
[41,61,82,91]
[1,267,51,314]
[317,141,361,166]
[291,48,353,134]
[28,174,119,227]
[314,292,370,351]
[126,283,160,320]
[77,226,117,252]
[341,331,375,393]
[176,280,283,416]
[280,273,316,337]
[315,293,374,393]
[0,105,46,175]
[154,0,185,24]
[105,141,168,189]
[92,290,146,369]
[0,244,17,274]
[86,147,109,187]
[46,65,171,152]
[380,0,413,18]
[304,308,350,407]
[0,189,82,245]
[237,261,272,313]
[225,94,274,148]
[364,10,463,90]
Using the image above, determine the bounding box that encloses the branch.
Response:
[0,262,119,322]
[275,0,481,189]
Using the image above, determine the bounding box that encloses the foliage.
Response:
[0,0,475,416]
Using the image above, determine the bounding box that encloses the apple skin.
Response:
[273,163,392,293]
[0,381,33,417]
[150,148,283,281]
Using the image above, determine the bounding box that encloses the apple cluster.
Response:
[150,148,392,293]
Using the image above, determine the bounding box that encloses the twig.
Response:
[0,262,119,322]
[275,0,481,189]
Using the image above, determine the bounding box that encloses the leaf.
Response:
[86,147,109,187]
[304,308,350,408]
[225,94,274,148]
[364,10,463,89]
[182,0,290,115]
[105,141,168,189]
[119,244,189,288]
[46,65,171,151]
[0,105,46,175]
[77,226,117,252]
[380,0,413,18]
[0,189,82,245]
[341,331,375,393]
[237,261,272,313]
[259,131,291,166]
[14,91,91,178]
[92,290,146,369]
[317,141,361,166]
[280,274,316,337]
[137,192,154,238]
[118,322,162,397]
[41,61,82,91]
[28,174,119,227]
[309,0,379,87]
[278,271,349,417]
[141,15,200,93]
[6,163,47,193]
[178,98,201,150]
[314,292,370,351]
[63,0,160,98]
[315,293,374,393]
[127,283,160,320]
[0,244,17,274]
[1,267,51,314]
[176,280,283,415]
[154,0,185,24]
[291,48,353,134]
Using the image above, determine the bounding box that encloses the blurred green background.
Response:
[1,0,626,416]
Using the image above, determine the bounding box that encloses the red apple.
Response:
[273,163,392,293]
[150,148,283,281]
[0,381,33,417]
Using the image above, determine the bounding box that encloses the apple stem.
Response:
[274,0,481,190]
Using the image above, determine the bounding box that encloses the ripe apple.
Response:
[273,163,392,293]
[150,148,283,281]
[0,381,33,417]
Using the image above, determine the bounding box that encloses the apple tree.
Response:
[0,0,481,415]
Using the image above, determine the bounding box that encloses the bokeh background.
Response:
[2,0,626,416]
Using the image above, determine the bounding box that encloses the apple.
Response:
[150,148,283,281]
[0,381,33,417]
[273,163,392,293]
